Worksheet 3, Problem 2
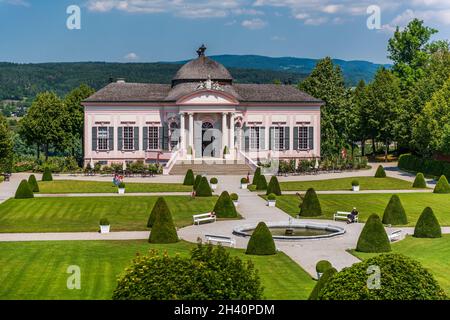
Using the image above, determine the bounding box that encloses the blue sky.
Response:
[0,0,449,64]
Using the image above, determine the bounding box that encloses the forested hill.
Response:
[0,62,306,100]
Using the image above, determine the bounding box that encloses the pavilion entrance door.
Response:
[202,122,216,157]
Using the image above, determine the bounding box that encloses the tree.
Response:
[42,167,53,181]
[374,165,386,178]
[356,214,391,253]
[299,188,322,217]
[193,174,202,191]
[433,175,450,194]
[349,80,370,155]
[19,92,67,160]
[147,197,170,228]
[183,169,195,186]
[413,172,427,188]
[382,195,408,225]
[195,177,212,197]
[113,243,264,300]
[0,115,13,173]
[252,167,261,185]
[266,176,281,196]
[213,191,238,218]
[299,57,351,157]
[15,180,34,199]
[246,222,276,256]
[309,267,337,300]
[27,174,39,192]
[256,174,267,190]
[414,207,442,238]
[148,197,178,244]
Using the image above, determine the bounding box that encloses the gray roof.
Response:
[84,82,322,103]
[172,56,233,82]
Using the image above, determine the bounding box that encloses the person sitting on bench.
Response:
[347,207,359,224]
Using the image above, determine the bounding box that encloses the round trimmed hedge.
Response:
[213,191,238,218]
[27,174,39,192]
[266,176,282,196]
[15,179,34,199]
[309,267,337,300]
[433,175,450,194]
[319,254,447,300]
[246,222,276,256]
[148,197,178,244]
[356,214,391,253]
[414,207,442,238]
[230,193,238,201]
[113,243,264,300]
[196,177,212,197]
[316,260,333,274]
[42,167,53,181]
[183,169,195,186]
[299,188,322,217]
[256,174,268,190]
[210,177,218,185]
[252,167,261,185]
[382,195,408,225]
[412,172,427,188]
[374,165,386,178]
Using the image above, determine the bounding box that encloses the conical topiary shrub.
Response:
[308,267,337,300]
[414,207,442,238]
[193,174,202,191]
[28,174,39,192]
[213,191,238,218]
[42,167,53,181]
[246,222,276,255]
[252,167,261,185]
[433,175,450,194]
[196,177,212,197]
[374,165,386,178]
[15,179,34,199]
[299,188,322,217]
[183,169,195,186]
[149,197,178,244]
[382,195,408,225]
[256,174,267,190]
[266,176,282,196]
[412,173,427,188]
[147,197,170,228]
[356,214,391,253]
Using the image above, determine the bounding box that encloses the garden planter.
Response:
[100,225,110,234]
[241,183,248,189]
[118,188,125,194]
[352,186,360,192]
[211,184,217,190]
[267,200,276,207]
[233,200,239,207]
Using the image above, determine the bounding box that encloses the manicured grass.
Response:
[279,177,417,191]
[273,193,450,226]
[351,235,450,295]
[0,196,220,233]
[0,240,315,300]
[38,180,192,194]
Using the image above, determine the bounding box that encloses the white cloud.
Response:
[304,17,328,26]
[124,52,139,61]
[241,18,267,29]
[322,5,342,14]
[271,35,286,41]
[1,0,30,6]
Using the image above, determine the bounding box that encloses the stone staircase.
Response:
[169,160,254,175]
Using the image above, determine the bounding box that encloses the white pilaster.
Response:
[229,112,235,152]
[222,112,227,154]
[188,113,194,150]
[180,112,185,151]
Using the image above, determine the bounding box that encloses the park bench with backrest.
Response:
[1,173,11,181]
[193,212,216,225]
[333,211,359,223]
[388,230,402,242]
[205,234,236,247]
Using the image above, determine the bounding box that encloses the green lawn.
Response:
[351,235,450,295]
[0,196,221,233]
[279,177,417,191]
[0,240,315,300]
[273,193,450,226]
[38,180,192,194]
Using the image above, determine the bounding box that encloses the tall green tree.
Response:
[349,80,370,155]
[0,115,13,172]
[299,57,351,156]
[19,92,67,160]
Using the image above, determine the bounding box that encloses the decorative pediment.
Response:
[177,89,239,105]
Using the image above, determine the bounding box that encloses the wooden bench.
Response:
[205,234,236,248]
[1,173,11,182]
[334,211,359,223]
[193,212,216,225]
[388,230,402,242]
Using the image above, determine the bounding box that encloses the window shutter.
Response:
[133,127,139,150]
[108,127,114,151]
[159,126,164,150]
[244,126,249,151]
[293,127,299,150]
[284,126,290,150]
[143,127,148,150]
[118,127,123,151]
[308,127,314,150]
[92,127,97,151]
[269,127,274,150]
[259,127,265,150]
[163,124,169,150]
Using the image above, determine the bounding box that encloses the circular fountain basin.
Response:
[233,221,345,241]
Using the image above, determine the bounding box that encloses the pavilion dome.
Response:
[172,45,233,87]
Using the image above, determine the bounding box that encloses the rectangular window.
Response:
[249,127,260,150]
[148,127,159,150]
[97,127,109,151]
[123,127,134,150]
[273,127,284,151]
[298,127,309,150]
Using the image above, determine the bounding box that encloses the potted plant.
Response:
[210,177,218,190]
[241,177,248,189]
[223,146,231,160]
[99,218,110,234]
[186,146,193,160]
[230,193,239,206]
[118,182,126,194]
[351,180,360,192]
[316,260,332,279]
[267,193,277,207]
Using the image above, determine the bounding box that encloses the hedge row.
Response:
[398,154,450,178]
